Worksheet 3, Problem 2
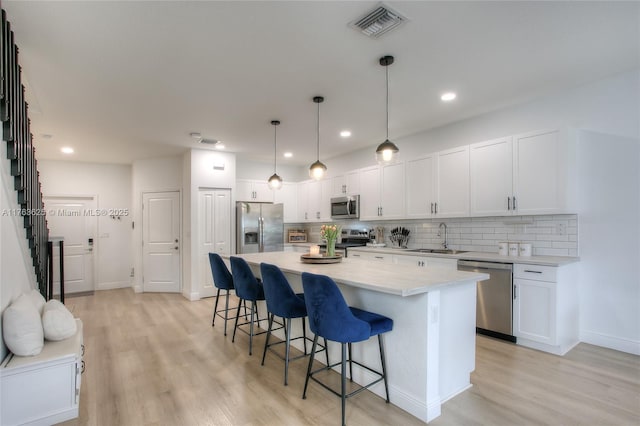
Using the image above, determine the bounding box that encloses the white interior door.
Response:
[44,197,96,295]
[143,191,181,293]
[199,189,231,298]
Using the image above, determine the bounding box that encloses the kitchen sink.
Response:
[407,248,468,255]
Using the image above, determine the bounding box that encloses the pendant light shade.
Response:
[267,120,283,190]
[309,96,327,180]
[376,55,399,163]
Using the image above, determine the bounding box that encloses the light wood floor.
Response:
[61,289,639,426]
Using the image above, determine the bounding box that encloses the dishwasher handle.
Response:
[457,260,513,271]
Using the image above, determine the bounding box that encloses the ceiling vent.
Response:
[349,3,408,39]
[199,138,220,145]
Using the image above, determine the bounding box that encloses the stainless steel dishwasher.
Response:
[457,260,515,342]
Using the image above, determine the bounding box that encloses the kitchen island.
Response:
[226,251,488,423]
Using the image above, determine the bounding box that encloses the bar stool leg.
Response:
[324,338,330,366]
[341,342,347,426]
[212,288,221,326]
[348,342,353,381]
[232,298,243,343]
[261,313,274,366]
[302,335,319,399]
[378,334,390,403]
[302,317,308,355]
[249,301,256,355]
[284,317,292,385]
[223,290,231,336]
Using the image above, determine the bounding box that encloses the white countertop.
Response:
[227,251,489,297]
[349,246,579,266]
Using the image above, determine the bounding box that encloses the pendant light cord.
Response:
[386,63,389,140]
[316,101,320,161]
[273,123,277,173]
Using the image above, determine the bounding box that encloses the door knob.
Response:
[174,246,179,250]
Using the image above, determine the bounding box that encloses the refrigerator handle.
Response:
[258,216,264,252]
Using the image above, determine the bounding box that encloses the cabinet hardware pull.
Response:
[513,196,517,210]
[434,203,438,214]
[507,197,511,210]
[513,285,517,299]
[375,256,384,259]
[431,203,434,214]
[524,269,543,274]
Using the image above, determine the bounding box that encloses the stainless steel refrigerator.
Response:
[236,202,284,253]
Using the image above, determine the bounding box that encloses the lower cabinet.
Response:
[348,250,393,262]
[513,263,578,355]
[393,254,457,269]
[1,319,84,425]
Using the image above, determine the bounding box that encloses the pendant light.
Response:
[267,120,283,190]
[309,96,327,180]
[376,55,399,163]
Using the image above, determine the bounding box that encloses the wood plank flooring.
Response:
[61,289,639,426]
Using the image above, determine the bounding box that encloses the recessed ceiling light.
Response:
[340,130,352,138]
[214,143,225,150]
[441,92,457,102]
[60,147,74,154]
[283,152,293,158]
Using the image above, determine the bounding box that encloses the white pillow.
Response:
[2,293,44,356]
[29,289,46,315]
[42,299,77,341]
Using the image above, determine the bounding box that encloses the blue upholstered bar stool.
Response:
[301,272,393,426]
[230,256,267,356]
[208,253,236,336]
[259,263,328,385]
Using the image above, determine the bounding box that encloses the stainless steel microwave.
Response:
[331,195,359,220]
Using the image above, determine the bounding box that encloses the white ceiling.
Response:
[4,1,639,166]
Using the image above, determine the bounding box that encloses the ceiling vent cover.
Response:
[349,3,408,39]
[199,138,220,145]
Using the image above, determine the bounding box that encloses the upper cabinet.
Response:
[470,129,573,216]
[332,171,361,197]
[273,182,298,223]
[436,146,470,217]
[406,155,436,218]
[297,179,333,222]
[236,179,274,203]
[359,163,405,220]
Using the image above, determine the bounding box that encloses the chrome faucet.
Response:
[438,222,448,249]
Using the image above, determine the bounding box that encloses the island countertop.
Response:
[226,251,489,297]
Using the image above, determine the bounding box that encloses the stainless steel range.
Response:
[319,228,369,257]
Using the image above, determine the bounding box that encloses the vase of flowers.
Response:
[320,224,341,257]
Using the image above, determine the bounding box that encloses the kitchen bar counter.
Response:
[225,252,488,423]
[349,246,579,266]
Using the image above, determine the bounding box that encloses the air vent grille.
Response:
[349,4,407,39]
[199,138,220,145]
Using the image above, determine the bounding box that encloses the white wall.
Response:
[38,161,132,290]
[184,149,236,300]
[576,131,639,354]
[236,158,307,182]
[325,70,640,175]
[1,141,38,360]
[131,156,183,293]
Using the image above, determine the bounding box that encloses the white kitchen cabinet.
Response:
[359,163,405,220]
[237,179,274,202]
[393,254,457,269]
[1,320,84,426]
[513,263,579,355]
[332,171,360,196]
[406,155,436,218]
[274,182,298,223]
[348,249,393,263]
[319,179,333,221]
[297,179,331,222]
[436,146,470,217]
[470,129,573,216]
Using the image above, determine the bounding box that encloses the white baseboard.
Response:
[183,291,199,301]
[133,285,143,293]
[96,281,129,291]
[580,330,640,355]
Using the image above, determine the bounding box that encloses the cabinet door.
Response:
[345,170,360,195]
[236,180,255,201]
[394,254,428,267]
[274,182,298,223]
[252,181,274,203]
[381,162,405,219]
[297,181,310,222]
[359,166,381,220]
[513,278,556,345]
[349,250,392,262]
[319,179,333,221]
[470,137,513,216]
[332,175,346,196]
[307,180,321,221]
[406,155,436,218]
[436,146,470,217]
[513,130,565,214]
